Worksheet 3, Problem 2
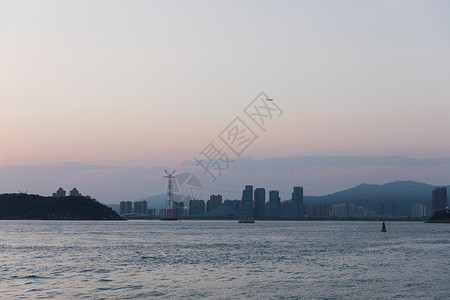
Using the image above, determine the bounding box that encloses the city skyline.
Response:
[1,155,450,204]
[115,181,440,219]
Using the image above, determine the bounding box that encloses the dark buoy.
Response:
[381,221,387,232]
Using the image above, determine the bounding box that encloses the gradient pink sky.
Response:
[1,1,449,202]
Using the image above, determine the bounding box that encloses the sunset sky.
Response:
[1,1,449,203]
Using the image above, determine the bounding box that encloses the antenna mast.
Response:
[163,169,177,219]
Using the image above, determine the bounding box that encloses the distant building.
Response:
[52,187,66,198]
[322,203,330,217]
[207,194,222,213]
[311,203,330,218]
[331,203,348,218]
[253,188,266,218]
[237,185,254,218]
[348,203,356,217]
[411,204,427,218]
[204,199,240,218]
[148,208,157,216]
[392,203,402,217]
[120,201,133,214]
[189,200,205,215]
[432,187,447,215]
[332,204,340,217]
[303,204,310,217]
[69,188,81,197]
[311,204,322,217]
[289,186,303,218]
[281,201,291,216]
[356,206,365,217]
[266,190,282,218]
[174,201,185,218]
[133,200,148,214]
[364,210,376,218]
[340,203,347,217]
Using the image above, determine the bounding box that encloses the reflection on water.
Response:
[0,220,449,299]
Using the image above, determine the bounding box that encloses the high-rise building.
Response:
[253,188,266,218]
[120,201,133,214]
[189,199,205,215]
[392,203,399,217]
[289,186,303,218]
[237,185,254,218]
[174,201,185,218]
[432,187,447,215]
[266,190,282,218]
[340,203,347,217]
[411,204,427,218]
[134,200,148,214]
[332,203,340,217]
[348,203,356,217]
[207,194,222,212]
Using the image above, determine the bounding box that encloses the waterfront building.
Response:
[120,201,133,214]
[303,204,310,217]
[281,201,291,216]
[133,200,148,214]
[289,186,303,218]
[321,203,330,217]
[203,199,240,218]
[356,206,365,218]
[266,190,282,218]
[392,203,402,217]
[189,199,205,215]
[411,204,427,218]
[174,201,185,218]
[332,204,340,217]
[339,203,347,217]
[311,204,322,217]
[432,187,447,215]
[253,188,266,218]
[348,203,356,217]
[311,203,330,218]
[207,194,222,212]
[237,185,254,218]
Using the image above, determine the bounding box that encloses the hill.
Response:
[426,210,450,223]
[304,181,442,215]
[0,193,122,220]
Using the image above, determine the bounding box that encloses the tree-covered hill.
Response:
[0,193,123,220]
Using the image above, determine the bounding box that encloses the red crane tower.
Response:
[162,169,178,220]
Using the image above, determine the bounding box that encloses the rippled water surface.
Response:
[0,220,449,299]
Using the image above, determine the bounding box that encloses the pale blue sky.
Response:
[1,1,449,201]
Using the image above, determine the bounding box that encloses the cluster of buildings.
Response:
[118,186,447,220]
[120,200,154,215]
[52,187,96,201]
[119,185,304,219]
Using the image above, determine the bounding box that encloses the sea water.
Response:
[0,220,449,299]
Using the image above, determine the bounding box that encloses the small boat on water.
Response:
[238,218,255,223]
[381,221,387,232]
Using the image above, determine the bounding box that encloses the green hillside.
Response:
[0,193,123,220]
